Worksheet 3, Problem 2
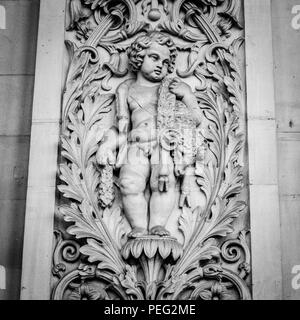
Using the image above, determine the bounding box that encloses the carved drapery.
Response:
[51,0,251,300]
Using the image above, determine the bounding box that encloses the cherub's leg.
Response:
[149,147,176,236]
[119,145,150,238]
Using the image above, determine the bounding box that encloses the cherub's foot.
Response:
[149,226,170,237]
[128,227,148,239]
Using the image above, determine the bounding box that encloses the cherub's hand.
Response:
[169,78,193,100]
[96,144,116,166]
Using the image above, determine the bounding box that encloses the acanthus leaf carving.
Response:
[178,206,198,248]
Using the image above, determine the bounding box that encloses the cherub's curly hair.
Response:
[127,32,177,74]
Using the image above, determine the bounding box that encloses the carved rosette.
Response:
[51,0,252,300]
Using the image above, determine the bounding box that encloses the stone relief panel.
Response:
[51,0,251,300]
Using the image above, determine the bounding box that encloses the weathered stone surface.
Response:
[272,0,300,300]
[20,0,66,300]
[272,0,300,133]
[0,199,26,300]
[0,200,25,266]
[0,266,22,300]
[0,136,30,200]
[277,134,300,300]
[0,76,34,135]
[280,197,300,300]
[0,0,39,75]
[245,0,282,300]
[249,184,282,300]
[278,135,300,195]
[0,0,39,300]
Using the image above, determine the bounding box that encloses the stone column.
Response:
[245,0,283,300]
[20,0,66,300]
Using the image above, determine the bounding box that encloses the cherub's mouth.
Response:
[154,69,161,75]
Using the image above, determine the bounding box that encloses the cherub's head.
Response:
[128,32,177,82]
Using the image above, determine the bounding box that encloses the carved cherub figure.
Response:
[96,32,202,238]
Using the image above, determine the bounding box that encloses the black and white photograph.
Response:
[0,0,300,305]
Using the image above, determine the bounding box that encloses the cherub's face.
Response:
[139,42,171,82]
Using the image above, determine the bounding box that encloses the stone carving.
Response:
[52,0,251,300]
[96,32,203,239]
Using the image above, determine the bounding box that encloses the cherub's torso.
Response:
[127,82,160,142]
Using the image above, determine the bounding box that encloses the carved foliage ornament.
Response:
[52,0,251,300]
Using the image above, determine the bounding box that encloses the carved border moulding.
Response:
[51,0,251,300]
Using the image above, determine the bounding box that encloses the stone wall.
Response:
[0,0,39,300]
[272,0,300,300]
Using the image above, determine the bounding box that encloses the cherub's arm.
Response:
[116,80,132,134]
[114,80,135,168]
[96,80,132,166]
[169,78,202,126]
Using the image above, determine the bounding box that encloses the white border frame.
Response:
[21,0,283,299]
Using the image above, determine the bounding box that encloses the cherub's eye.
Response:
[150,55,158,61]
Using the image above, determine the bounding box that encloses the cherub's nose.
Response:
[156,60,163,68]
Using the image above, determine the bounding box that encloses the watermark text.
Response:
[291,5,300,30]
